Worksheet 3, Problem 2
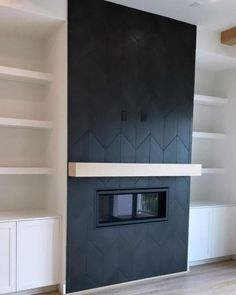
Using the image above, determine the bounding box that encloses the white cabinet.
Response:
[0,215,59,294]
[0,222,16,294]
[211,207,236,258]
[188,208,212,262]
[17,219,60,291]
[189,205,236,263]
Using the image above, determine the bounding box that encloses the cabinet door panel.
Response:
[188,208,211,262]
[211,207,236,258]
[0,222,16,294]
[17,219,60,291]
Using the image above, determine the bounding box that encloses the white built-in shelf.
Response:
[202,168,225,175]
[0,167,53,175]
[190,201,236,209]
[68,162,202,178]
[194,94,228,106]
[0,66,52,84]
[0,117,52,129]
[193,132,226,140]
[196,49,236,72]
[0,210,59,222]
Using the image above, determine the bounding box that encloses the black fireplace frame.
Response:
[96,187,169,228]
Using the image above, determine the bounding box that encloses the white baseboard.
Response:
[8,285,58,295]
[69,270,189,295]
[188,255,233,267]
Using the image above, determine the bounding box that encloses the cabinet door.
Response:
[188,208,212,262]
[17,219,60,291]
[211,206,236,258]
[0,222,16,294]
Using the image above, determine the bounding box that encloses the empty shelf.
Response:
[0,66,52,84]
[0,167,53,175]
[193,132,226,140]
[194,94,228,106]
[202,168,225,175]
[0,117,52,129]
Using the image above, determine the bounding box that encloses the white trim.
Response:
[68,162,202,178]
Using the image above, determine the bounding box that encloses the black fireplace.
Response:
[67,0,196,292]
[97,188,168,227]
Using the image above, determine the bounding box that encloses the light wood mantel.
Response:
[68,162,202,178]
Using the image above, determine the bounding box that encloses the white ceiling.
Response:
[107,0,236,31]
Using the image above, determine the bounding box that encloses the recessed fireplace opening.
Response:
[96,188,168,227]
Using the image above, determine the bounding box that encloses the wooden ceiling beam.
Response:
[221,27,236,46]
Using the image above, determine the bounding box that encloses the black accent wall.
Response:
[68,0,196,292]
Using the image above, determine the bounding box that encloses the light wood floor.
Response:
[44,260,236,295]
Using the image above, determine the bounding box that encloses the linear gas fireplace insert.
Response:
[96,188,168,227]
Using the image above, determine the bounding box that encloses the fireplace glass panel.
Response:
[97,188,168,227]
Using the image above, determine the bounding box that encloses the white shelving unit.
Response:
[0,1,67,293]
[190,26,236,202]
[192,95,227,185]
[190,28,234,205]
[187,27,236,266]
[191,91,227,201]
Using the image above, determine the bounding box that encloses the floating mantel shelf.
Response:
[68,163,202,178]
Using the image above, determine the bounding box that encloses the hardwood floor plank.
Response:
[72,260,236,295]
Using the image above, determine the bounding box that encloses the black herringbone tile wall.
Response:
[67,0,196,292]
